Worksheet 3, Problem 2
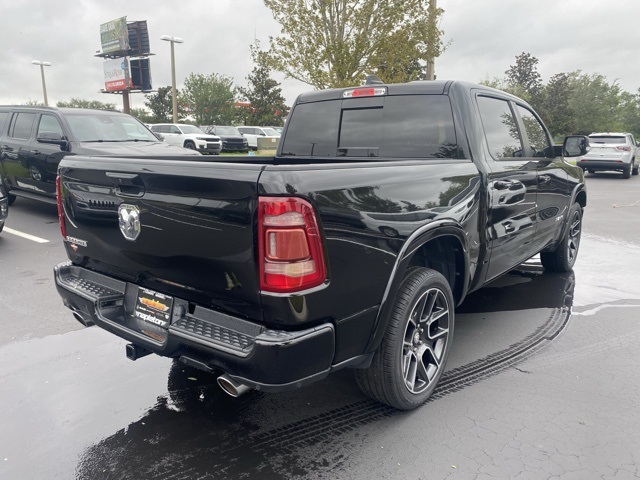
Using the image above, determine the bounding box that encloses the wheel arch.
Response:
[572,184,587,209]
[364,221,469,354]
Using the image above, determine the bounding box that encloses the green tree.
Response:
[536,73,576,138]
[618,89,640,137]
[567,71,621,134]
[505,52,543,97]
[56,98,116,110]
[129,107,155,124]
[483,54,640,139]
[144,86,182,123]
[23,99,44,106]
[182,73,236,125]
[262,0,445,88]
[238,44,290,126]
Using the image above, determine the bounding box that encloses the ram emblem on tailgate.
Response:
[118,204,141,241]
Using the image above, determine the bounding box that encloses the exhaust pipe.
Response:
[72,311,94,327]
[217,374,252,397]
[125,343,151,361]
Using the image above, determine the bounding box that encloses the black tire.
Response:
[540,202,582,272]
[622,164,631,179]
[8,194,16,206]
[184,141,196,150]
[355,268,454,410]
[632,162,639,176]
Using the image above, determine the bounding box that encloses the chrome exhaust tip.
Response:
[217,374,251,397]
[72,312,94,327]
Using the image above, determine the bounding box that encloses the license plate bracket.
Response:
[133,287,173,328]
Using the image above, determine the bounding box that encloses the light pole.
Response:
[160,35,184,123]
[31,60,51,106]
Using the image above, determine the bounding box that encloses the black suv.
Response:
[0,106,199,205]
[200,125,249,153]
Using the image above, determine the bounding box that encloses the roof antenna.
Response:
[365,74,384,85]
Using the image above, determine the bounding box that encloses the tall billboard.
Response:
[127,21,151,57]
[100,17,129,54]
[103,58,132,92]
[130,58,152,91]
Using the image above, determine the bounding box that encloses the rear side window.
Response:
[515,105,550,157]
[281,95,457,159]
[9,112,36,139]
[0,112,9,135]
[477,96,523,159]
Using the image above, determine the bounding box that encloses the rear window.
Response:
[589,136,627,144]
[280,95,457,159]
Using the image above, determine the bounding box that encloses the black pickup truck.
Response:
[54,80,588,410]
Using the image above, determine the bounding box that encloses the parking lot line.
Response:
[3,227,50,243]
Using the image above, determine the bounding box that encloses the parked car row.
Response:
[147,123,284,153]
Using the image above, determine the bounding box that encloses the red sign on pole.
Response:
[103,58,132,92]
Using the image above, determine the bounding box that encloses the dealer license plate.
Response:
[134,287,173,328]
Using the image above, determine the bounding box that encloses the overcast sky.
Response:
[2,0,639,111]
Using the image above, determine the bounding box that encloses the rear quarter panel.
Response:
[258,160,481,362]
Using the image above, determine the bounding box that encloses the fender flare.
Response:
[364,220,470,354]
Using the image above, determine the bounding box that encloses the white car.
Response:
[237,126,280,150]
[577,132,639,178]
[150,124,222,154]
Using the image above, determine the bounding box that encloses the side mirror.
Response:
[563,135,590,157]
[153,132,165,141]
[37,132,69,150]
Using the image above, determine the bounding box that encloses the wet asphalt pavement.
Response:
[1,172,639,479]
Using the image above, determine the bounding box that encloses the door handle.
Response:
[105,172,145,197]
[538,175,551,184]
[31,150,40,155]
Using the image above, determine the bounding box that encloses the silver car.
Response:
[577,132,639,178]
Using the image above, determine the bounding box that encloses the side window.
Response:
[9,113,37,140]
[0,112,9,136]
[477,96,523,160]
[170,126,181,134]
[37,114,64,138]
[515,105,550,157]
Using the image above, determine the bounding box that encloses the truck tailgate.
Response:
[58,156,264,321]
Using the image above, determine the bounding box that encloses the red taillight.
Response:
[55,175,67,239]
[258,197,327,293]
[616,146,631,151]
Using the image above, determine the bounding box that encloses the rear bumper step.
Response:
[54,262,335,391]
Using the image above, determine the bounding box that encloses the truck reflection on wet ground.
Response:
[76,263,576,480]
